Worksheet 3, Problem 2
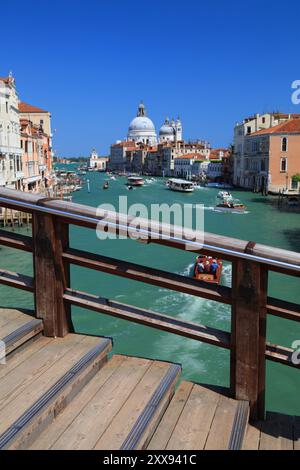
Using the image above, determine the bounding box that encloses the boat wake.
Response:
[213,209,250,214]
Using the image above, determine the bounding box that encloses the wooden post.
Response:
[32,213,72,337]
[230,259,268,421]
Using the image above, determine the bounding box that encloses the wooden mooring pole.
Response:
[230,258,268,421]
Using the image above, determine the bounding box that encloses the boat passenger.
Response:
[204,261,211,273]
[196,262,205,274]
[210,259,219,278]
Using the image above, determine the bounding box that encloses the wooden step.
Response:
[243,412,297,450]
[0,308,43,357]
[29,355,181,450]
[0,333,112,449]
[148,381,249,450]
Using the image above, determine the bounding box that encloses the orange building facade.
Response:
[20,118,51,192]
[243,119,300,193]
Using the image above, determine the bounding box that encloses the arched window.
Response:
[280,157,287,172]
[281,137,288,152]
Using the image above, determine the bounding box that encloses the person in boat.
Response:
[204,261,211,273]
[210,259,219,279]
[196,261,205,274]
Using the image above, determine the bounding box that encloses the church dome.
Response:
[129,116,155,132]
[159,124,175,136]
[127,102,157,145]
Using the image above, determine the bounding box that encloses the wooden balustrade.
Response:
[0,187,299,422]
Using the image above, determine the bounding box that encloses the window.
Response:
[6,102,8,113]
[247,126,251,134]
[281,137,288,152]
[280,157,287,172]
[262,117,266,124]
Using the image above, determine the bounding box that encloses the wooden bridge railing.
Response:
[0,187,299,422]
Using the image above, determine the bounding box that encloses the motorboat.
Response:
[167,179,194,192]
[103,182,109,190]
[214,200,247,213]
[127,176,144,187]
[206,182,233,189]
[193,255,223,284]
[217,191,233,200]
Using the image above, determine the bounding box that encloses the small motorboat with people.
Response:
[217,191,233,200]
[103,181,109,190]
[109,175,116,181]
[214,200,247,213]
[193,255,223,284]
[167,178,194,193]
[127,176,144,187]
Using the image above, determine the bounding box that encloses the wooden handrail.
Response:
[1,188,300,273]
[62,248,232,304]
[0,187,300,422]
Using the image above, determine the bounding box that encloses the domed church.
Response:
[127,102,183,145]
[127,102,157,145]
[159,116,182,143]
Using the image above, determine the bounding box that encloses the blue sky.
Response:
[2,0,300,156]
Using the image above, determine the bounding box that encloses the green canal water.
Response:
[1,167,300,416]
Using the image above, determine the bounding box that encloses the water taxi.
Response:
[127,176,144,187]
[193,256,223,284]
[217,191,232,200]
[214,201,247,213]
[167,179,194,193]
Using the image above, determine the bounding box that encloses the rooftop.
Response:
[19,101,49,114]
[251,119,300,136]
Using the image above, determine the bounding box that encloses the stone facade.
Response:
[0,74,23,188]
[243,119,300,193]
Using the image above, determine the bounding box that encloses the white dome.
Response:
[129,116,155,132]
[127,102,157,145]
[159,124,175,136]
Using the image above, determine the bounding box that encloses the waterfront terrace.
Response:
[0,187,299,450]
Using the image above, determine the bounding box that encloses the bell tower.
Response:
[175,116,182,141]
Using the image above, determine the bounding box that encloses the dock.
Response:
[0,187,299,450]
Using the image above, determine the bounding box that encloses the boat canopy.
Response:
[168,178,193,185]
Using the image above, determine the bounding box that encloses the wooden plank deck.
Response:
[0,308,299,450]
[148,381,246,450]
[30,355,180,450]
[243,412,299,450]
[0,308,43,356]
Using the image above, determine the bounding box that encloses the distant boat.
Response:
[217,191,233,200]
[207,182,233,189]
[127,176,144,187]
[167,178,194,193]
[214,201,247,213]
[103,182,109,190]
